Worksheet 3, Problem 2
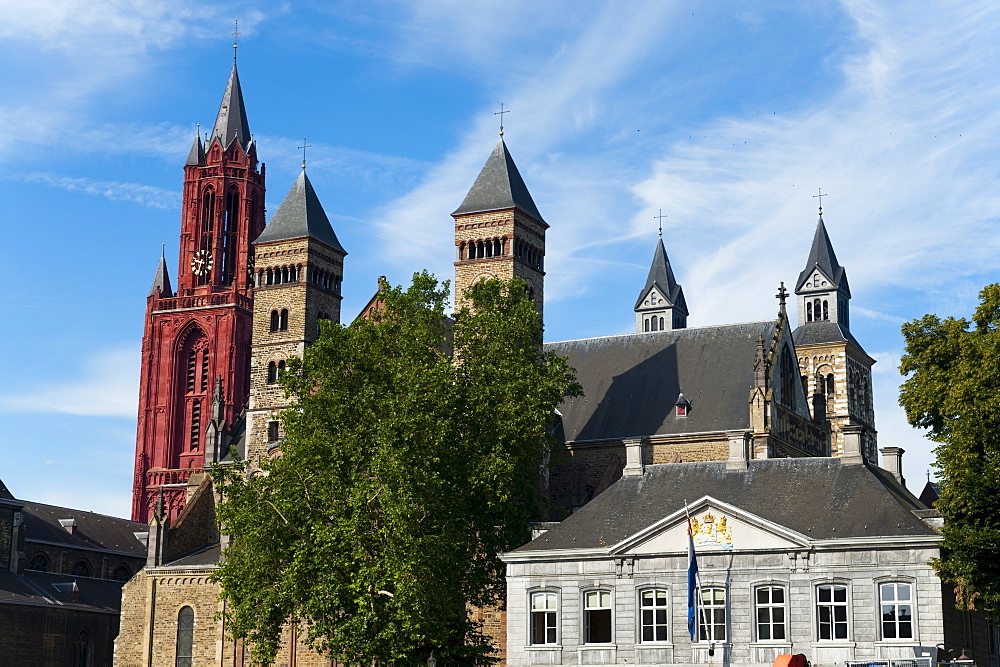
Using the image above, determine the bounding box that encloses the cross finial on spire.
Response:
[776,281,789,311]
[298,138,312,170]
[654,209,667,237]
[232,18,240,63]
[495,103,510,137]
[813,187,827,217]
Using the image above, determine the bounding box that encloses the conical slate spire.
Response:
[148,252,173,298]
[634,237,683,310]
[210,63,251,150]
[254,170,346,253]
[796,217,848,295]
[452,138,545,224]
[185,133,205,166]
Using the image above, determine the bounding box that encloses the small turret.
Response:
[634,236,687,332]
[794,213,850,331]
[148,250,173,298]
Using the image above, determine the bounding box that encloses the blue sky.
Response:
[2,1,997,517]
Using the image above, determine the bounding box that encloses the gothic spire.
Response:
[451,138,546,224]
[148,251,173,298]
[210,63,251,150]
[795,216,849,296]
[254,170,346,254]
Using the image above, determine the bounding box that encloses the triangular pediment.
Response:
[611,497,810,555]
[637,285,673,311]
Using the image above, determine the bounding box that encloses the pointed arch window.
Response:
[176,606,194,667]
[780,344,798,411]
[198,188,216,286]
[28,553,49,572]
[73,629,92,667]
[72,559,91,577]
[113,564,131,581]
[177,328,209,461]
[220,187,240,285]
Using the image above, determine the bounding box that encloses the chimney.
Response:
[880,447,906,486]
[726,430,749,471]
[58,518,77,534]
[841,424,865,466]
[622,438,646,477]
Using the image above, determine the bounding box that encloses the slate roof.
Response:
[148,253,173,298]
[516,458,935,552]
[546,322,774,442]
[185,134,205,166]
[452,138,546,224]
[0,570,126,613]
[254,170,346,253]
[796,217,850,296]
[0,479,14,501]
[792,321,865,352]
[210,63,251,150]
[634,237,685,312]
[21,501,147,557]
[164,543,222,568]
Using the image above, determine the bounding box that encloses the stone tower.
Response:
[634,234,688,332]
[452,138,547,314]
[792,210,877,462]
[132,62,264,523]
[246,169,346,464]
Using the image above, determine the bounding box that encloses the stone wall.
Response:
[0,604,119,667]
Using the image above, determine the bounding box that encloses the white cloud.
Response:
[22,173,179,209]
[0,346,139,417]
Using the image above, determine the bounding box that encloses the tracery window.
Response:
[72,560,91,577]
[28,553,49,572]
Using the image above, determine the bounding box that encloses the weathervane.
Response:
[813,187,827,216]
[298,138,312,170]
[495,103,510,137]
[232,18,240,62]
[654,209,667,237]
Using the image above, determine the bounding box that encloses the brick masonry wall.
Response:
[0,604,119,666]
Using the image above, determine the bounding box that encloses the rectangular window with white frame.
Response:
[640,588,669,643]
[879,582,914,640]
[584,590,613,644]
[699,587,727,642]
[816,584,849,640]
[530,591,558,645]
[755,586,786,641]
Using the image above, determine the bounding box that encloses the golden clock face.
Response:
[191,250,213,276]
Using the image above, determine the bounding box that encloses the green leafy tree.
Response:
[899,283,1000,612]
[213,273,581,664]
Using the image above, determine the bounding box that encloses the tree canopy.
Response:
[213,273,581,664]
[899,283,1000,612]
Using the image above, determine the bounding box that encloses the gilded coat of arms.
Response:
[690,512,733,549]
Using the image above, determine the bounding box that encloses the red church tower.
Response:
[132,62,265,523]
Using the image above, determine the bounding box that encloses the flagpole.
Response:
[685,501,715,659]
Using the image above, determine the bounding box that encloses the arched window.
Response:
[780,344,798,410]
[176,606,194,667]
[267,361,277,384]
[73,629,91,667]
[278,360,286,374]
[826,374,835,396]
[198,188,215,286]
[72,560,91,577]
[220,187,239,285]
[823,300,829,320]
[814,299,822,321]
[650,317,658,332]
[113,564,131,582]
[270,310,279,332]
[279,309,289,331]
[659,317,665,330]
[644,319,649,332]
[28,553,49,572]
[807,301,813,322]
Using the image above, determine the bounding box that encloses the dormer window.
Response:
[675,392,691,417]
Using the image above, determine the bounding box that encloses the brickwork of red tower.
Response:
[132,63,264,523]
